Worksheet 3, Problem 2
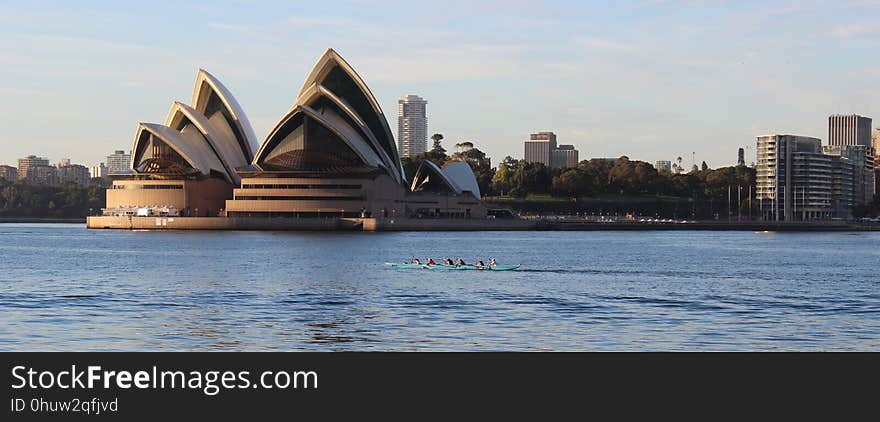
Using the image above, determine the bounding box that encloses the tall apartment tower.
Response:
[828,114,872,147]
[91,162,108,179]
[106,150,131,175]
[756,135,833,221]
[397,95,428,158]
[737,148,745,166]
[17,155,49,180]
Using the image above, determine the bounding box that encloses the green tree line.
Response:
[402,136,758,219]
[0,179,106,218]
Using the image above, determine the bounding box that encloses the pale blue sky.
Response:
[1,0,878,169]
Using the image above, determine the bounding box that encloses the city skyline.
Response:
[1,1,879,168]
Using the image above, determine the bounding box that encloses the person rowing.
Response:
[427,258,436,266]
[488,258,497,267]
[444,258,453,265]
[411,257,421,265]
[454,258,466,266]
[476,260,485,268]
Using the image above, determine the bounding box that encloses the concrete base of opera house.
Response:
[86,216,537,231]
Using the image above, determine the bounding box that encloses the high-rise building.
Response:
[756,135,834,221]
[91,163,108,179]
[524,132,557,166]
[655,160,672,173]
[0,165,18,181]
[106,150,131,174]
[27,164,57,185]
[17,155,50,180]
[828,114,872,147]
[397,95,427,158]
[551,145,579,168]
[737,148,745,166]
[873,129,880,198]
[57,164,90,185]
[873,129,880,163]
[523,132,580,168]
[823,145,874,207]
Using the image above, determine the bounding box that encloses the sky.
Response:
[1,0,878,169]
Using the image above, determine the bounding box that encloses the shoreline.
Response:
[0,217,86,224]
[84,216,880,232]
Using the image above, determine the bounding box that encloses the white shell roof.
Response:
[164,101,248,184]
[132,122,228,180]
[297,49,403,178]
[442,161,481,198]
[192,69,259,162]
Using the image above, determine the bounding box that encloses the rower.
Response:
[444,258,453,265]
[454,258,466,266]
[476,260,485,268]
[427,258,436,265]
[488,258,497,267]
[412,258,421,265]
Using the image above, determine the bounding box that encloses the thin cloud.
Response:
[830,23,876,38]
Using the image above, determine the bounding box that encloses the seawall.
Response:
[85,216,880,231]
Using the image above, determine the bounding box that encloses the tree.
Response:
[430,133,445,154]
[551,169,591,198]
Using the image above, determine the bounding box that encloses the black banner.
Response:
[1,353,876,419]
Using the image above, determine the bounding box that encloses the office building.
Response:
[0,165,18,181]
[828,114,872,147]
[524,132,556,166]
[397,95,427,158]
[91,163,108,179]
[756,135,833,221]
[17,155,50,181]
[106,150,131,175]
[655,160,672,173]
[552,145,579,168]
[524,132,580,168]
[57,164,90,185]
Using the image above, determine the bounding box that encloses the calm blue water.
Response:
[0,224,878,351]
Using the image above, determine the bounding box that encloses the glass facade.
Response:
[133,132,196,175]
[259,114,364,172]
[321,65,397,164]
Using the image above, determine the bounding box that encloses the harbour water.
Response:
[0,224,878,351]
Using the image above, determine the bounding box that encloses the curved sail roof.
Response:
[164,101,248,184]
[410,161,460,194]
[254,104,384,172]
[294,83,403,183]
[131,122,228,180]
[442,161,481,198]
[297,49,403,178]
[191,69,259,163]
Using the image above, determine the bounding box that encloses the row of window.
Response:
[233,196,364,201]
[240,184,362,190]
[110,184,183,190]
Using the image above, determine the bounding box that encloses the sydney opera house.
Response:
[94,49,493,230]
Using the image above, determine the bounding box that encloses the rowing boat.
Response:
[384,263,520,271]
